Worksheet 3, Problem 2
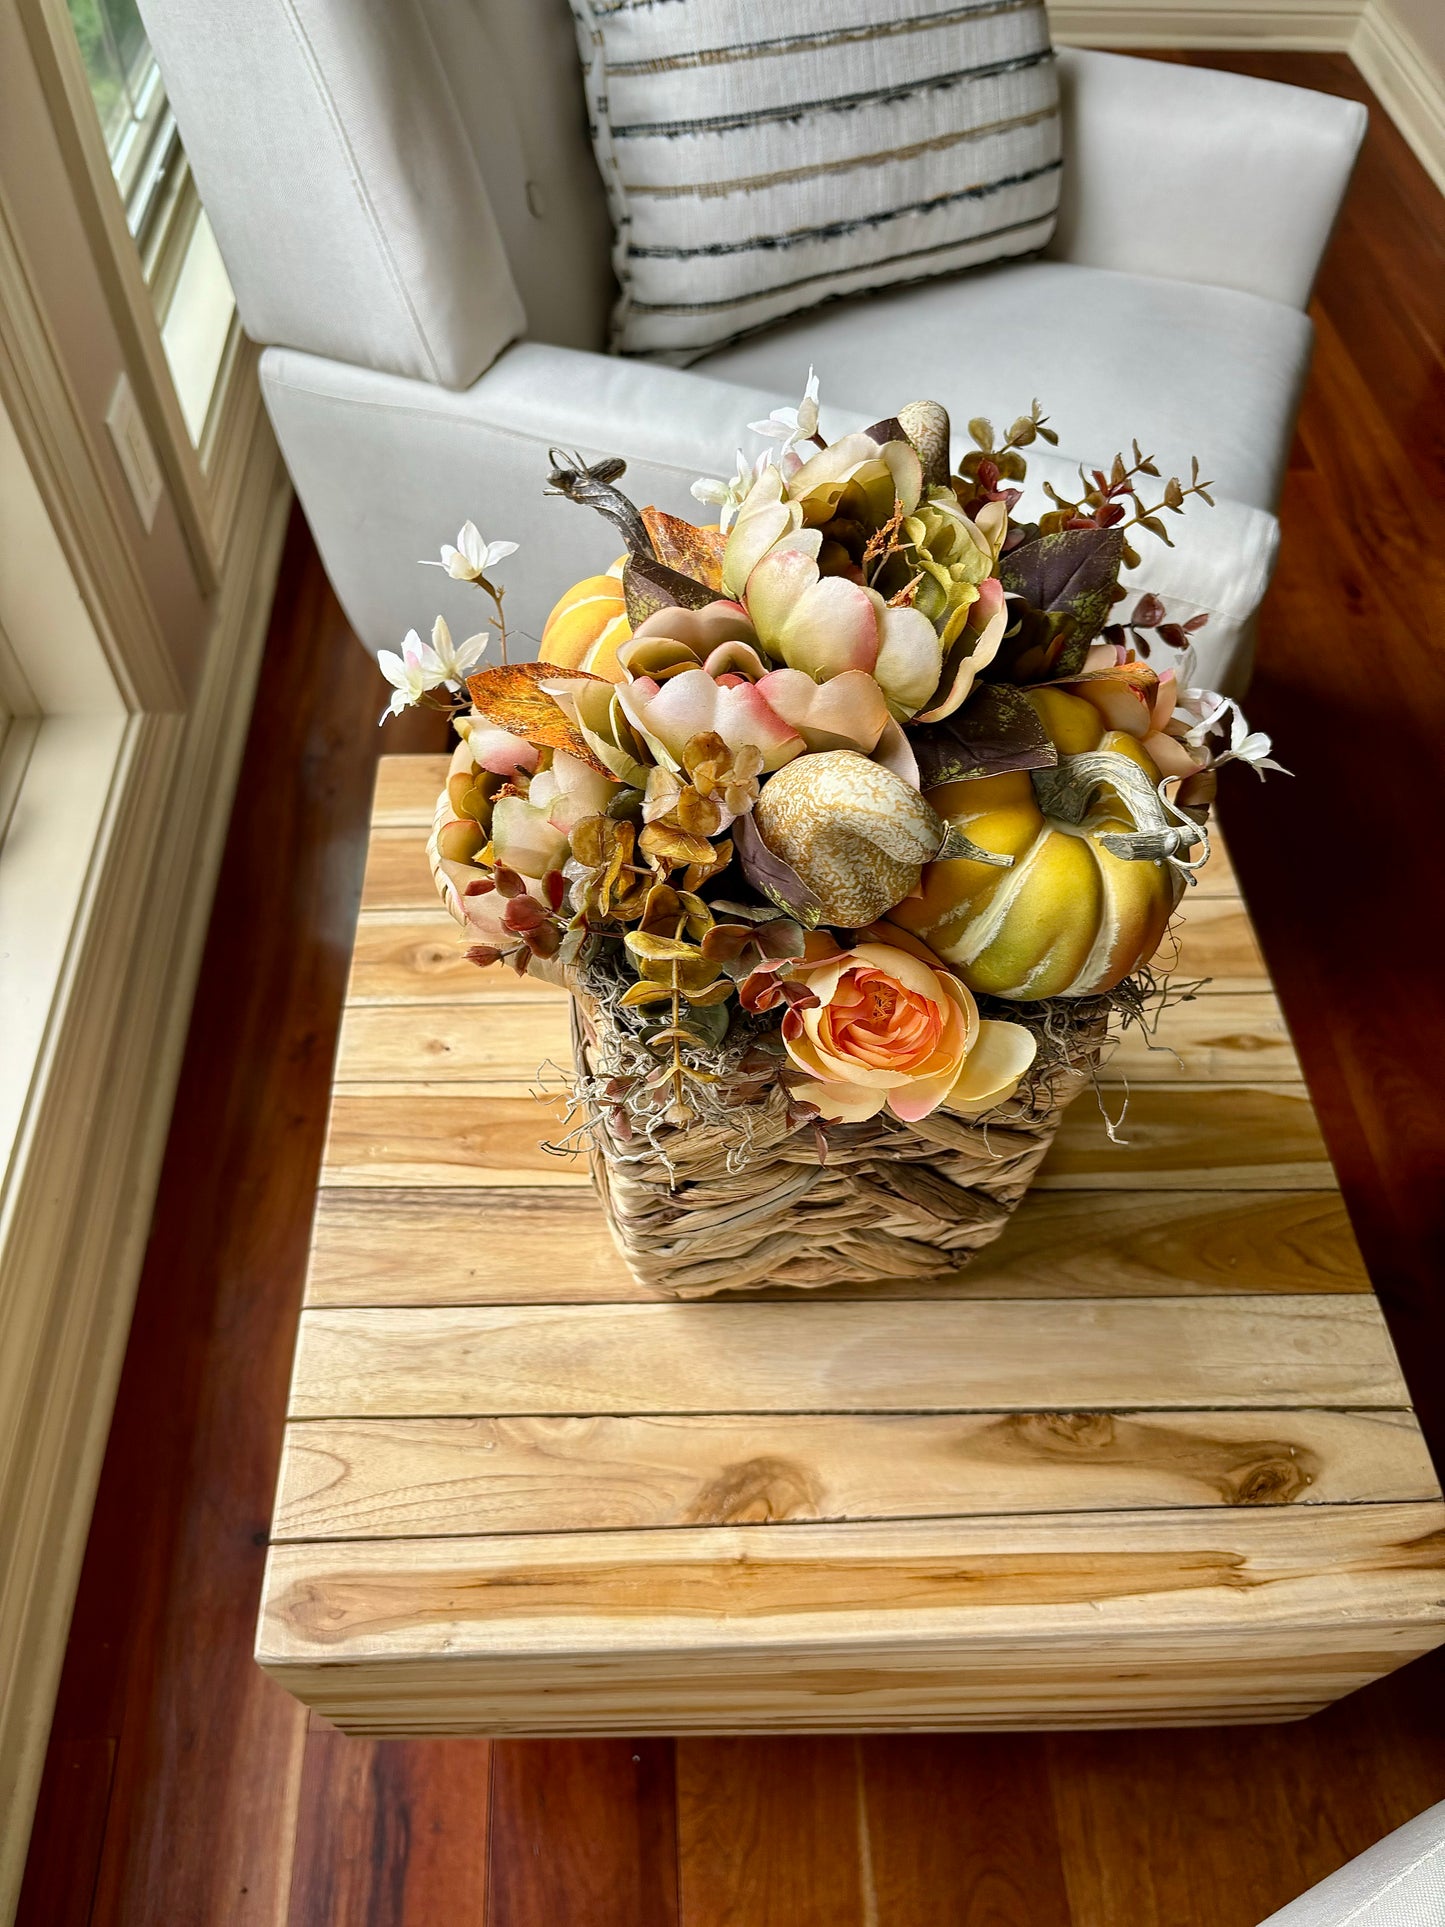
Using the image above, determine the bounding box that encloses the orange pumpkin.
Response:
[539,557,629,679]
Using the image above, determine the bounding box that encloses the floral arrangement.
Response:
[390,375,1277,1164]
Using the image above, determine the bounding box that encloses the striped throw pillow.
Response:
[570,0,1062,364]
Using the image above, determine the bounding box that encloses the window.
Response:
[0,623,40,850]
[66,0,237,450]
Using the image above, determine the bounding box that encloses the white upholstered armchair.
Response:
[137,1,1364,691]
[1260,1800,1445,1926]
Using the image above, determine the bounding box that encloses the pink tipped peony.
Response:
[617,668,804,773]
[466,722,541,777]
[745,546,943,722]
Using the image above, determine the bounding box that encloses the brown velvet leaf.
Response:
[910,683,1059,788]
[623,553,723,628]
[642,507,727,591]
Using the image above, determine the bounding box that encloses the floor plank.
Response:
[863,1734,1074,1927]
[676,1739,867,1927]
[487,1740,679,1927]
[284,1729,491,1927]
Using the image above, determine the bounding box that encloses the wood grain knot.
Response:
[682,1456,823,1525]
[989,1414,1320,1505]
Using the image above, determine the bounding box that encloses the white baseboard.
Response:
[0,429,290,1922]
[1353,0,1445,192]
[1049,0,1445,201]
[1048,0,1360,50]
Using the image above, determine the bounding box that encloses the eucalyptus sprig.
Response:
[1040,447,1215,568]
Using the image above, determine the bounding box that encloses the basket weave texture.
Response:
[572,998,1096,1299]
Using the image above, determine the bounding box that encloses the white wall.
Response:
[1375,0,1444,73]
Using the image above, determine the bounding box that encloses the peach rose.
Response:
[751,931,1036,1124]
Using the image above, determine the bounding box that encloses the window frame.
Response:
[16,0,262,594]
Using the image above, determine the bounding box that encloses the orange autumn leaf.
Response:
[642,508,727,593]
[465,662,613,774]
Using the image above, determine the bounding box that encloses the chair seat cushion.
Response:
[701,257,1313,510]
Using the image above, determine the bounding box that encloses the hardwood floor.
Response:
[17,50,1445,1927]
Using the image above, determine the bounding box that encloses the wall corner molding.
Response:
[1047,0,1445,201]
[1048,0,1362,50]
[1352,0,1445,193]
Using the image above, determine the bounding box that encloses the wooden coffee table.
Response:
[256,756,1445,1734]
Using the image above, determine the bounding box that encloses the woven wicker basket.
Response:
[430,782,1099,1299]
[571,994,1097,1299]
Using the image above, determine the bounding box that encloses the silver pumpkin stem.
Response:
[1030,749,1210,879]
[936,822,1013,868]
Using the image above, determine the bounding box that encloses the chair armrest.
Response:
[262,338,1274,694]
[1048,49,1366,309]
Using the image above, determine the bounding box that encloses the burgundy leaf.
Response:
[731,812,824,926]
[503,894,546,933]
[997,526,1126,658]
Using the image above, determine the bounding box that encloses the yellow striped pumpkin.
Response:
[889,686,1182,999]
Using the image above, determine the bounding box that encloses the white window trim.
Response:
[0,17,291,1905]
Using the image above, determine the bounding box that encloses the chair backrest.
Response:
[418,0,614,353]
[138,0,614,389]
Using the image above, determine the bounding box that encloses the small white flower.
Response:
[1177,687,1232,748]
[1217,707,1289,777]
[421,520,519,581]
[748,365,821,455]
[691,448,775,532]
[1176,689,1288,776]
[377,629,445,722]
[428,615,489,689]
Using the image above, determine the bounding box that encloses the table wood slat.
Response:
[289,1297,1407,1420]
[361,826,1244,916]
[319,1084,1336,1191]
[333,993,1301,1088]
[272,1408,1437,1541]
[346,896,1269,1007]
[302,1187,1370,1307]
[259,1501,1445,1662]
